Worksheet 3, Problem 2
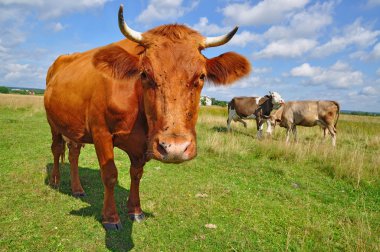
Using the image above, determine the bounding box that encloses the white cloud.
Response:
[137,0,199,24]
[371,43,380,59]
[191,17,230,35]
[254,39,317,58]
[359,86,380,96]
[290,63,321,77]
[377,68,380,76]
[253,67,272,74]
[229,31,261,47]
[312,19,380,57]
[222,0,308,26]
[50,22,66,32]
[290,61,364,88]
[2,63,45,84]
[191,18,259,47]
[263,1,334,40]
[367,0,380,7]
[1,0,110,19]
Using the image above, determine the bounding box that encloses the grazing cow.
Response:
[44,4,251,229]
[227,91,284,138]
[277,101,340,146]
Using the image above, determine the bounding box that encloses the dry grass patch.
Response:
[0,94,44,110]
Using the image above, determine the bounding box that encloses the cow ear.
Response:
[92,45,139,79]
[206,52,251,85]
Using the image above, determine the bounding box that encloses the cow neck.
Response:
[256,95,273,116]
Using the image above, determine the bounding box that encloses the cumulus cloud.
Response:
[312,19,380,57]
[244,1,335,58]
[346,42,380,61]
[1,63,45,85]
[263,1,334,40]
[137,0,199,24]
[222,0,308,26]
[290,63,320,77]
[191,18,260,47]
[358,86,380,96]
[290,61,364,88]
[49,22,66,32]
[1,0,110,19]
[191,17,230,35]
[229,31,261,47]
[366,0,380,7]
[254,39,317,58]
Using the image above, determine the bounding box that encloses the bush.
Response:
[0,86,9,94]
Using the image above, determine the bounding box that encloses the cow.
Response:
[269,104,330,136]
[226,91,284,138]
[44,4,251,230]
[275,101,340,146]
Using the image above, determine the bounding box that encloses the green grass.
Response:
[0,102,379,251]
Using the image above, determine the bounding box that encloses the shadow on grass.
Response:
[45,163,151,251]
[211,125,256,138]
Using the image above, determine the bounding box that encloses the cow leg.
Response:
[49,131,64,188]
[127,155,145,222]
[326,125,336,147]
[227,109,235,131]
[93,133,121,230]
[292,125,298,142]
[256,119,263,139]
[266,120,272,137]
[286,128,291,144]
[227,117,232,131]
[67,141,85,197]
[237,118,247,128]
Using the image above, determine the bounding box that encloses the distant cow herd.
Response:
[227,94,340,146]
[44,3,340,230]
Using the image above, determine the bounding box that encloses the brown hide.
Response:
[44,23,251,226]
[229,96,265,117]
[280,101,339,127]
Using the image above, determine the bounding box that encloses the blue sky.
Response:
[1,0,380,112]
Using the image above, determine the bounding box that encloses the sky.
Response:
[0,0,380,112]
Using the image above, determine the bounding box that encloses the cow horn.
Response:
[118,4,143,43]
[204,26,239,48]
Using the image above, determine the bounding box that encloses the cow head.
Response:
[269,91,285,110]
[94,5,251,163]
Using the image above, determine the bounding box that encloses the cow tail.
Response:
[333,101,340,129]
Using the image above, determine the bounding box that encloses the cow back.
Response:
[230,97,259,117]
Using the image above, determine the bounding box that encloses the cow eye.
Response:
[140,71,148,79]
[140,71,156,89]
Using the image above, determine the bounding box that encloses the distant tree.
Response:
[0,86,9,94]
[200,96,207,106]
[211,98,228,107]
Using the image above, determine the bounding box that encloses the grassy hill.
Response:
[0,95,379,251]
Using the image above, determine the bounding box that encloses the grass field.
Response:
[0,94,379,251]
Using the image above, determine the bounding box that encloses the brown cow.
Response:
[227,91,284,138]
[275,101,340,146]
[44,5,251,230]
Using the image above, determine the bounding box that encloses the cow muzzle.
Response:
[150,134,196,163]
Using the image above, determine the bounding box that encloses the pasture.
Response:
[0,94,379,251]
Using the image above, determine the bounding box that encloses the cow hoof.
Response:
[72,192,86,197]
[129,213,145,223]
[103,221,123,231]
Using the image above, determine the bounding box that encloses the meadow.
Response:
[0,94,379,251]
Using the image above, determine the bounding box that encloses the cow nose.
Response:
[156,137,195,163]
